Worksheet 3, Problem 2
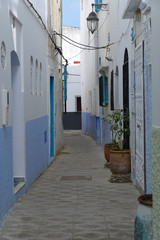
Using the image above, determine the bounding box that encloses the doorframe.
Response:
[11,50,25,191]
[135,42,146,193]
[123,48,130,149]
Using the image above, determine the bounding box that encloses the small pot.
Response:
[104,143,119,162]
[134,194,152,239]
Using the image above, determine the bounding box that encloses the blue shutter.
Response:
[102,75,108,105]
[95,0,102,12]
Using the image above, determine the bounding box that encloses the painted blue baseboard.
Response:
[0,127,13,221]
[82,112,111,147]
[102,119,111,148]
[25,115,49,188]
[0,115,49,222]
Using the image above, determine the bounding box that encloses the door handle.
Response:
[137,124,140,128]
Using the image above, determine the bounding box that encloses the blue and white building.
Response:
[80,0,152,194]
[0,0,63,222]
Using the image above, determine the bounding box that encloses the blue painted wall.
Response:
[82,112,110,146]
[102,119,111,148]
[0,127,13,221]
[0,115,49,222]
[25,115,49,188]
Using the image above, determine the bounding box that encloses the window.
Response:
[99,75,108,107]
[30,56,34,94]
[95,0,102,12]
[35,59,38,95]
[40,63,42,95]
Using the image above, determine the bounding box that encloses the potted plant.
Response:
[109,109,130,174]
[103,113,119,162]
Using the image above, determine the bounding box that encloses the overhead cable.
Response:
[55,31,108,50]
[26,0,68,65]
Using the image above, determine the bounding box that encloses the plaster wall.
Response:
[152,0,160,238]
[0,0,63,221]
[48,0,63,155]
[80,0,133,145]
[62,26,81,113]
[62,26,80,65]
[66,65,81,112]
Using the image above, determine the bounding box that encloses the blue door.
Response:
[50,77,54,159]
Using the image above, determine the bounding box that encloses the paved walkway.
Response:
[0,131,139,240]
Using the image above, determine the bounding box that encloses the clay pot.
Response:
[104,143,119,162]
[110,150,130,174]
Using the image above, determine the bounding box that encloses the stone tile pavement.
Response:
[0,130,139,240]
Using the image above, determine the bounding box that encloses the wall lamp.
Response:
[86,3,109,34]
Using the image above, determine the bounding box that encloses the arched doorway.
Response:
[11,51,25,188]
[123,48,129,149]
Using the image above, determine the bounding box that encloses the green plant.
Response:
[107,109,129,150]
[103,114,117,146]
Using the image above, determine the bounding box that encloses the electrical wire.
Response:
[55,32,100,49]
[26,0,68,65]
[55,31,109,50]
[62,10,110,62]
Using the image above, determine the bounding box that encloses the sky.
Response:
[62,0,80,27]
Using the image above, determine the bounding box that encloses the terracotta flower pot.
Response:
[110,150,130,174]
[104,143,119,162]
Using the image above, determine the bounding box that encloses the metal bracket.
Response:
[91,3,109,11]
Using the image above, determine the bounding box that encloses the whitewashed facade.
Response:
[62,26,81,113]
[152,0,160,238]
[80,0,152,193]
[0,0,63,222]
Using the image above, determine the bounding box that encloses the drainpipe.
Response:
[64,65,67,113]
[95,30,101,144]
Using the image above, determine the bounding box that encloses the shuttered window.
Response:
[99,75,108,106]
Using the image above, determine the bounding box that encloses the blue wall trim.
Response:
[102,119,111,148]
[0,115,49,222]
[0,127,13,221]
[82,112,111,148]
[25,115,49,188]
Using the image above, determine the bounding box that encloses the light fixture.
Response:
[86,3,109,34]
[86,11,99,34]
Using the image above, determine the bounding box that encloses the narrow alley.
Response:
[0,131,139,240]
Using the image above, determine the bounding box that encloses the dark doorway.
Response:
[123,48,129,149]
[76,96,81,112]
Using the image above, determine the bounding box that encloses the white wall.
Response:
[152,0,160,127]
[0,0,63,155]
[48,0,63,155]
[62,25,81,113]
[67,65,81,112]
[62,26,80,65]
[80,0,133,117]
[0,0,48,129]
